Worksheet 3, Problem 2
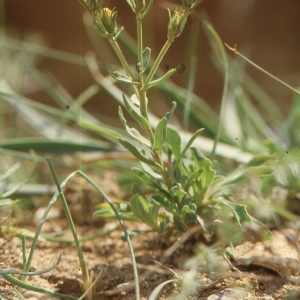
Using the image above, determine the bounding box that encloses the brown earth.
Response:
[1,174,300,300]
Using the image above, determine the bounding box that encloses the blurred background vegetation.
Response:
[3,0,300,116]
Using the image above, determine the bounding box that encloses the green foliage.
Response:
[1,0,300,299]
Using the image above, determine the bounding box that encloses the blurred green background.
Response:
[4,0,300,116]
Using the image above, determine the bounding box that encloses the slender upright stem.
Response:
[142,39,172,90]
[139,89,154,145]
[109,38,137,81]
[137,14,144,84]
[225,43,300,97]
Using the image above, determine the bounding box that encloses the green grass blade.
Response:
[76,171,140,300]
[169,128,204,175]
[148,279,179,300]
[1,274,78,300]
[201,19,229,159]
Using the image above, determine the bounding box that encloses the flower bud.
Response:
[167,9,188,42]
[94,7,117,38]
[136,0,146,11]
[126,0,146,14]
[79,0,102,15]
[182,0,204,10]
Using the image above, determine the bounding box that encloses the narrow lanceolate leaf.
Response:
[170,128,205,174]
[118,106,151,147]
[141,47,151,72]
[165,101,177,123]
[144,68,177,90]
[130,193,159,230]
[148,279,179,300]
[153,117,167,153]
[232,204,252,226]
[131,167,161,189]
[118,138,163,170]
[110,71,138,84]
[122,94,151,130]
[167,127,181,159]
[184,169,203,190]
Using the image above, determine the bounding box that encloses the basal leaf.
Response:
[184,169,203,190]
[131,167,161,189]
[170,128,204,175]
[118,138,163,171]
[248,166,274,177]
[170,183,187,197]
[232,204,252,226]
[167,127,181,159]
[246,155,276,167]
[181,205,197,223]
[130,193,159,230]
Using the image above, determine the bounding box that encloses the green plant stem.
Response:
[142,40,172,90]
[108,38,137,82]
[139,89,154,143]
[203,21,229,160]
[137,14,143,83]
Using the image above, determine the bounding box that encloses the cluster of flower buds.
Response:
[182,0,204,10]
[167,9,188,42]
[79,0,102,16]
[126,0,147,14]
[93,7,118,38]
[168,0,204,42]
[79,0,204,40]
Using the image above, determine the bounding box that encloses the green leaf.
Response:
[141,47,151,72]
[94,203,142,222]
[165,101,177,123]
[144,68,177,90]
[78,119,119,142]
[219,200,252,226]
[170,183,187,197]
[170,128,204,175]
[201,158,216,189]
[190,147,215,189]
[167,127,181,159]
[173,214,189,232]
[149,279,179,300]
[141,0,154,19]
[122,94,151,130]
[248,166,274,177]
[246,155,276,167]
[118,138,164,171]
[153,117,167,153]
[118,106,151,147]
[181,204,197,223]
[130,193,159,230]
[190,146,204,169]
[232,204,252,226]
[184,169,203,190]
[131,167,161,189]
[120,229,153,241]
[167,24,174,42]
[110,71,138,84]
[152,193,177,214]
